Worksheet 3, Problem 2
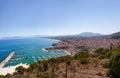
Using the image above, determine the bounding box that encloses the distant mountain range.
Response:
[47,31,120,40]
[76,32,104,37]
[46,32,105,40]
[107,32,120,39]
[1,32,120,40]
[77,32,120,39]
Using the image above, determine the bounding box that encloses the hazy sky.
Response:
[0,0,120,37]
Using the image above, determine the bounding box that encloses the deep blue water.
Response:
[0,38,67,67]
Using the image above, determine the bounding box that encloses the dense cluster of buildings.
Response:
[53,38,120,54]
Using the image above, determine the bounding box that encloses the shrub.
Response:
[15,66,25,75]
[95,48,110,59]
[103,62,110,68]
[74,52,90,64]
[107,53,120,78]
[37,73,49,78]
[80,58,90,64]
[43,60,49,71]
[5,73,11,78]
[74,52,89,60]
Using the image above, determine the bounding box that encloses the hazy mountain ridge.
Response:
[1,32,120,40]
[77,32,104,37]
[47,32,105,40]
[108,32,120,39]
[47,31,120,40]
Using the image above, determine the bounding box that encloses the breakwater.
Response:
[0,52,15,68]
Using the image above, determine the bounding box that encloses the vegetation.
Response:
[74,52,90,64]
[107,45,120,78]
[37,73,49,78]
[15,66,25,75]
[95,47,112,59]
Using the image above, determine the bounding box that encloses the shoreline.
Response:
[63,50,72,55]
[42,47,72,55]
[41,48,49,52]
[0,63,29,75]
[0,52,15,68]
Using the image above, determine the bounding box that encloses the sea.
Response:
[0,38,67,67]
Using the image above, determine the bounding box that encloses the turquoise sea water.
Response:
[0,38,67,67]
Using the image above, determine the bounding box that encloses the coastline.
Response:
[0,63,29,75]
[41,48,49,52]
[42,47,72,56]
[0,52,29,75]
[0,38,73,76]
[0,43,72,75]
[0,49,71,75]
[63,50,72,55]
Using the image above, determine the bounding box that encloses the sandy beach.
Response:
[0,63,29,75]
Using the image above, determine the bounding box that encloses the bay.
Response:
[0,38,67,67]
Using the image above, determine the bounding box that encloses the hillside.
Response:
[107,32,120,39]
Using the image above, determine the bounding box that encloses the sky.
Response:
[0,0,120,38]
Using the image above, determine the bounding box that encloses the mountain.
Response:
[47,32,104,40]
[108,32,120,39]
[77,32,104,37]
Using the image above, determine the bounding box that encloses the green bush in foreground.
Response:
[37,73,49,78]
[95,48,111,59]
[80,58,90,64]
[74,52,90,64]
[74,52,89,59]
[107,53,120,78]
[15,66,25,75]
